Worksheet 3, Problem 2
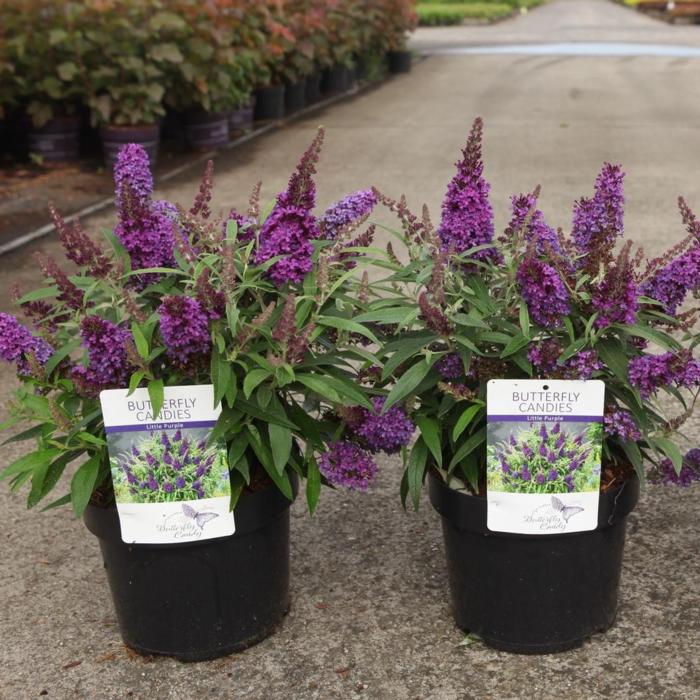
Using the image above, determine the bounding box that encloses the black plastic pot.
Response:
[284,80,306,115]
[84,479,296,661]
[305,72,323,104]
[228,99,255,137]
[28,115,80,162]
[100,123,160,167]
[428,471,640,654]
[321,64,352,95]
[254,85,285,122]
[387,50,412,74]
[184,111,229,151]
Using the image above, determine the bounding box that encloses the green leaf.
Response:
[71,456,100,518]
[383,358,436,412]
[519,302,530,339]
[131,323,149,359]
[596,339,629,383]
[16,287,57,304]
[211,349,231,408]
[128,371,146,395]
[236,398,298,430]
[44,340,81,376]
[243,369,270,399]
[415,415,441,468]
[306,457,321,515]
[652,437,683,474]
[617,324,680,352]
[558,338,588,363]
[3,424,48,446]
[621,440,645,481]
[452,404,484,442]
[246,425,293,499]
[500,335,529,359]
[295,375,341,403]
[449,427,487,471]
[269,423,292,475]
[317,316,379,344]
[0,448,61,481]
[407,438,428,510]
[148,378,164,419]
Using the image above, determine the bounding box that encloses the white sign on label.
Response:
[99,384,235,544]
[486,379,605,535]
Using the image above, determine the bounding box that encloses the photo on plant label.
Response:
[486,421,602,494]
[108,428,230,504]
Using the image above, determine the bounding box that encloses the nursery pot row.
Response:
[84,476,297,661]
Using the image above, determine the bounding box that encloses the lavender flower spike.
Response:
[572,163,625,259]
[438,118,498,262]
[159,296,211,371]
[114,143,153,210]
[356,397,415,454]
[319,441,378,491]
[319,189,378,240]
[516,256,570,328]
[0,313,52,375]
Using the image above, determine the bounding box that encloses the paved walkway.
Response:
[2,1,700,698]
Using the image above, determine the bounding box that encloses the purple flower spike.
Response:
[436,353,463,379]
[356,397,415,454]
[159,296,211,371]
[173,429,182,442]
[521,468,532,482]
[517,257,570,328]
[438,118,499,263]
[318,441,378,491]
[572,163,625,259]
[509,434,517,447]
[535,473,546,485]
[548,451,558,463]
[148,475,158,491]
[507,190,560,254]
[548,468,558,481]
[175,477,186,489]
[539,424,548,439]
[0,313,53,376]
[555,433,566,449]
[522,445,534,459]
[539,443,547,457]
[71,316,131,398]
[551,423,561,435]
[162,482,174,493]
[320,189,377,240]
[161,433,170,448]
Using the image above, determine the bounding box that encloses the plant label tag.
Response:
[99,384,235,544]
[486,379,605,535]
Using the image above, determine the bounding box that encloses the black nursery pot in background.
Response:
[28,115,80,162]
[386,50,412,74]
[305,72,322,104]
[84,480,296,661]
[100,123,160,167]
[428,471,640,654]
[254,85,285,121]
[184,111,229,151]
[284,80,306,115]
[228,99,255,137]
[321,64,352,95]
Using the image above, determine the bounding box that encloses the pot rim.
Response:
[84,473,298,548]
[428,469,639,538]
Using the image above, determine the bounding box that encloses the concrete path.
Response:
[2,1,700,698]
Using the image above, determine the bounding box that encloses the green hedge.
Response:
[417,2,515,25]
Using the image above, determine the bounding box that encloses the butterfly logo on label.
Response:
[181,503,219,530]
[550,496,584,523]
